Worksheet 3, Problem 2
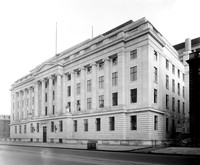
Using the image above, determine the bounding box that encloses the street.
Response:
[0,145,199,165]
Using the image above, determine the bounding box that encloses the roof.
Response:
[174,37,200,50]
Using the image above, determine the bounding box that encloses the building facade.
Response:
[10,18,185,145]
[0,115,10,138]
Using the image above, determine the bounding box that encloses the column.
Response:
[41,79,46,116]
[92,63,97,110]
[71,72,75,113]
[62,73,67,113]
[14,92,18,121]
[29,87,32,117]
[104,58,110,107]
[48,76,53,115]
[19,91,22,120]
[24,89,27,118]
[56,73,62,115]
[34,82,39,117]
[81,67,86,111]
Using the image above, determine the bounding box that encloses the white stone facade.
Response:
[10,18,185,145]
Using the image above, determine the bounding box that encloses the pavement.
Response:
[0,140,200,156]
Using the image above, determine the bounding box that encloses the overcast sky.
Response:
[0,0,199,115]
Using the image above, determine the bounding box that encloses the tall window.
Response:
[67,102,71,112]
[166,94,169,109]
[87,98,92,110]
[87,66,92,74]
[109,117,115,131]
[30,123,33,133]
[45,107,47,116]
[154,115,158,130]
[183,73,185,82]
[84,119,88,132]
[77,70,80,78]
[77,100,81,111]
[67,86,71,96]
[183,102,185,115]
[53,105,55,115]
[172,79,175,93]
[166,75,169,89]
[112,92,118,106]
[178,100,180,113]
[130,66,137,81]
[99,76,104,89]
[19,125,21,133]
[74,120,77,132]
[130,115,137,130]
[166,118,169,133]
[24,125,26,133]
[172,65,175,74]
[178,83,180,95]
[45,93,47,102]
[172,97,175,111]
[130,88,137,103]
[96,118,101,131]
[112,72,118,86]
[112,56,118,65]
[87,80,92,92]
[59,121,63,132]
[37,123,39,132]
[154,50,158,61]
[99,62,104,70]
[166,59,169,70]
[53,91,55,100]
[67,74,71,81]
[154,89,157,103]
[99,95,104,108]
[183,86,185,98]
[77,83,81,95]
[51,121,54,132]
[130,49,137,59]
[178,69,180,78]
[154,67,158,83]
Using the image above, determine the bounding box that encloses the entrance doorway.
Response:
[43,126,47,143]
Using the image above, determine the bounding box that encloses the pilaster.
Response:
[56,73,62,115]
[104,57,110,107]
[92,63,97,110]
[48,76,53,115]
[81,67,86,111]
[34,81,39,117]
[41,79,46,116]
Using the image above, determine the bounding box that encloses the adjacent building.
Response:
[10,18,185,145]
[0,115,10,138]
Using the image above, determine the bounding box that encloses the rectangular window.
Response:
[51,121,54,132]
[166,75,169,89]
[109,117,115,131]
[87,80,92,92]
[112,56,118,65]
[183,86,185,98]
[178,69,180,78]
[24,125,26,133]
[45,93,47,102]
[166,94,169,109]
[96,118,101,131]
[59,121,63,132]
[53,79,55,85]
[36,123,39,133]
[166,59,169,70]
[130,66,137,81]
[87,66,92,74]
[99,76,104,89]
[15,126,17,134]
[154,115,158,130]
[178,83,180,95]
[77,83,81,95]
[74,120,77,132]
[172,97,175,111]
[84,119,88,132]
[77,100,81,111]
[112,72,118,86]
[172,79,175,93]
[45,107,47,116]
[67,102,71,112]
[67,86,71,96]
[183,102,185,115]
[130,88,137,103]
[99,62,104,70]
[53,91,55,100]
[87,98,92,110]
[19,125,21,133]
[172,65,175,74]
[53,105,55,115]
[77,70,80,78]
[183,73,185,82]
[99,95,104,108]
[154,50,158,60]
[178,100,180,113]
[130,115,137,130]
[67,74,71,81]
[30,123,33,133]
[154,67,158,83]
[166,118,169,133]
[130,49,137,59]
[112,92,118,106]
[154,89,157,103]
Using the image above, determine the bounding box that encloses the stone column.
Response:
[24,89,27,118]
[19,90,22,120]
[92,63,97,110]
[14,92,18,121]
[56,73,62,115]
[104,58,110,107]
[48,76,53,115]
[34,81,39,117]
[62,73,67,113]
[41,79,46,116]
[71,72,75,113]
[29,87,32,117]
[81,67,86,111]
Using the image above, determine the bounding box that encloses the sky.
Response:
[0,0,199,115]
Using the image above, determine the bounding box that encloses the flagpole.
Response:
[55,22,57,56]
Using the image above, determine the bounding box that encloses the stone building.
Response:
[0,115,10,138]
[10,18,185,145]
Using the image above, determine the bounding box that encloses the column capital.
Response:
[48,75,54,79]
[56,73,63,77]
[34,80,40,85]
[91,62,98,67]
[80,66,86,71]
[102,57,110,62]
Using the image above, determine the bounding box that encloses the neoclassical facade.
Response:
[10,18,185,145]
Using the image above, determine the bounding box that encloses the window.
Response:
[67,102,71,112]
[112,92,118,106]
[87,98,92,110]
[87,80,92,92]
[154,67,158,83]
[166,94,169,109]
[172,97,175,111]
[15,126,17,134]
[112,72,118,86]
[36,123,39,132]
[19,125,21,133]
[31,123,33,133]
[183,73,185,82]
[109,117,115,131]
[96,118,101,131]
[77,83,81,95]
[178,69,180,78]
[166,118,169,133]
[99,76,104,89]
[99,95,104,108]
[154,115,158,130]
[84,119,88,132]
[172,79,175,93]
[59,121,63,132]
[130,49,137,59]
[51,121,54,132]
[45,93,47,102]
[45,82,48,88]
[67,74,71,81]
[166,75,169,89]
[178,83,180,95]
[77,100,81,111]
[172,65,175,74]
[154,50,158,60]
[166,59,169,70]
[53,91,55,100]
[87,66,92,74]
[130,115,137,130]
[112,56,118,65]
[53,79,55,85]
[77,70,80,78]
[130,88,137,103]
[130,66,137,81]
[74,120,77,132]
[45,107,47,116]
[154,89,157,103]
[53,105,55,115]
[183,86,185,98]
[183,102,185,115]
[178,100,180,113]
[67,86,71,96]
[24,125,26,133]
[99,62,104,70]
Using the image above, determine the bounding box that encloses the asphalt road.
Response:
[0,145,199,165]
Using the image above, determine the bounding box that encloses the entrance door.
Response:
[43,126,47,143]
